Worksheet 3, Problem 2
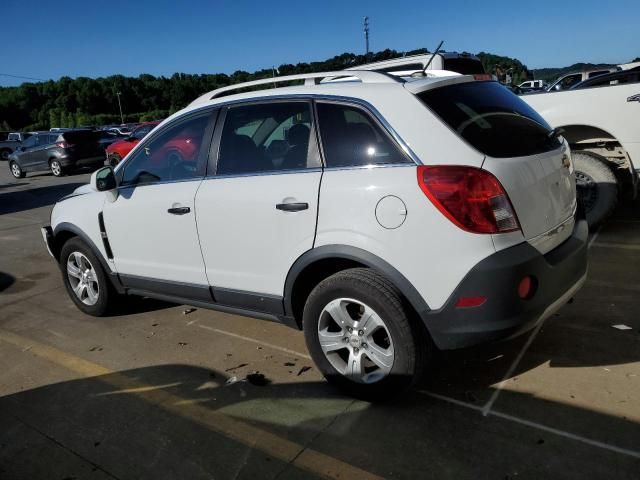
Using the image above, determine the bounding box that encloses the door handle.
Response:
[276,202,309,212]
[627,94,640,103]
[167,206,191,215]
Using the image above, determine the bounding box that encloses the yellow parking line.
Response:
[0,329,383,480]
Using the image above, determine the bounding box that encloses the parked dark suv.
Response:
[8,130,105,178]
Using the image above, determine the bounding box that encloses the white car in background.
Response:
[42,70,588,399]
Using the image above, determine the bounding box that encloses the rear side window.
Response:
[62,131,100,144]
[316,103,411,168]
[417,81,560,158]
[216,102,318,175]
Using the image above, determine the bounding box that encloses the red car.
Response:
[105,121,160,166]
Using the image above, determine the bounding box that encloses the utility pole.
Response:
[115,91,124,125]
[364,17,370,56]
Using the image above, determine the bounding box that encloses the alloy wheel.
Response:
[317,298,394,384]
[66,252,99,306]
[51,161,61,176]
[11,163,21,178]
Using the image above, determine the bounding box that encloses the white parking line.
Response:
[193,323,312,360]
[587,225,603,250]
[419,390,640,460]
[481,319,545,416]
[591,242,640,251]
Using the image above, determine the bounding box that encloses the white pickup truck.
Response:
[523,83,640,228]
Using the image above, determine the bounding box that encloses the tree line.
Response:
[0,48,531,131]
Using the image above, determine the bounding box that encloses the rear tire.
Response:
[302,268,429,400]
[50,159,65,177]
[60,237,116,316]
[10,161,25,178]
[1,148,11,161]
[573,151,618,230]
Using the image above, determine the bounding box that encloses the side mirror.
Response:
[91,166,117,192]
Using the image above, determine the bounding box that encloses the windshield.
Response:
[417,81,560,158]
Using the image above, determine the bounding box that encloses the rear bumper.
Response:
[425,218,589,350]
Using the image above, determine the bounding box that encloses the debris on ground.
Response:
[178,342,188,347]
[246,372,271,386]
[225,376,239,386]
[225,363,248,372]
[611,324,632,330]
[256,346,262,350]
[284,362,296,367]
[151,323,159,327]
[89,346,103,352]
[183,308,196,315]
[297,366,312,376]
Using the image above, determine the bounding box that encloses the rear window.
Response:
[61,130,100,144]
[442,58,485,75]
[417,81,560,158]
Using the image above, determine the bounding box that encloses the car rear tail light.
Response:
[56,142,73,148]
[417,165,520,234]
[455,296,487,308]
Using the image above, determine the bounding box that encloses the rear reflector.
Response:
[417,165,520,234]
[455,296,487,308]
[518,276,536,299]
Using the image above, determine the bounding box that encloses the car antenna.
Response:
[422,40,444,74]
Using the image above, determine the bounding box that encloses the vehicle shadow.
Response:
[0,182,84,215]
[0,364,637,480]
[0,272,15,292]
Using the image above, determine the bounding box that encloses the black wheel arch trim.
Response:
[52,222,125,294]
[283,245,431,321]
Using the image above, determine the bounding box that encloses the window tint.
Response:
[122,113,210,186]
[418,81,560,158]
[316,102,410,168]
[217,102,316,175]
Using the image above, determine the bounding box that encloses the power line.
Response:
[0,73,47,82]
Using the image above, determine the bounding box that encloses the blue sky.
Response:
[2,0,638,86]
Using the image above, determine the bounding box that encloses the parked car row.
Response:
[6,122,160,178]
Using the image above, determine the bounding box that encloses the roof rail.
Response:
[190,70,399,105]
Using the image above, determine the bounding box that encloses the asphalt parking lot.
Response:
[0,167,638,480]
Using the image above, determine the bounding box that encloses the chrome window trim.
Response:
[207,94,421,167]
[202,167,323,181]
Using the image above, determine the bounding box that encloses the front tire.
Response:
[10,161,25,178]
[573,152,618,230]
[60,237,115,316]
[50,159,65,177]
[302,268,428,400]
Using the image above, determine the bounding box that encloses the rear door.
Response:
[18,135,42,170]
[195,100,322,301]
[417,81,576,253]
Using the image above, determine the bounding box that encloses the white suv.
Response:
[42,71,588,398]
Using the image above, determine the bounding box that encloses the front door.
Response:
[195,100,322,301]
[102,109,217,293]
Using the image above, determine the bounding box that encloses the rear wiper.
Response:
[547,127,565,140]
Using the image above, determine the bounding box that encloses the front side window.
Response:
[316,102,410,168]
[121,113,210,186]
[216,102,317,175]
